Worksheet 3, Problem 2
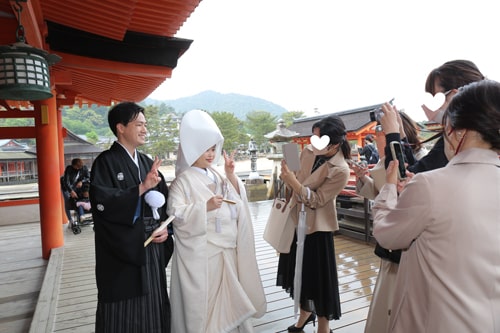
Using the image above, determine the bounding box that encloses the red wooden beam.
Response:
[0,198,39,207]
[0,127,36,139]
[53,52,173,77]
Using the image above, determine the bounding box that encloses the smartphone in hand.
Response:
[389,141,406,179]
[283,143,300,171]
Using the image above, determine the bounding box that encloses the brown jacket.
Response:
[289,145,350,234]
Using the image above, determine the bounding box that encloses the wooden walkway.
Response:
[0,223,47,333]
[1,200,379,333]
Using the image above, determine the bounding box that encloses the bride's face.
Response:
[193,145,216,169]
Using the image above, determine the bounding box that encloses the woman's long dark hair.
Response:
[444,80,500,150]
[317,115,351,159]
[425,60,485,94]
[400,111,424,153]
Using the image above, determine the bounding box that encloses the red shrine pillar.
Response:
[57,107,67,223]
[34,92,64,259]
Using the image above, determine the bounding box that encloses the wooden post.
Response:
[34,92,64,259]
[57,107,67,223]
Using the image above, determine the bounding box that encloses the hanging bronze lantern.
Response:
[0,0,60,101]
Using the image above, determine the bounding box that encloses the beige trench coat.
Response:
[373,148,500,333]
[288,145,350,234]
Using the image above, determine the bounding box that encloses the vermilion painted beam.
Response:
[52,71,73,85]
[0,127,36,139]
[0,109,35,118]
[53,52,173,77]
[0,198,39,207]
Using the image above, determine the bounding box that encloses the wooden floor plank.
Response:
[0,222,47,333]
[2,200,380,332]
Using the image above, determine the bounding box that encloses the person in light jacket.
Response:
[277,115,351,333]
[372,80,500,333]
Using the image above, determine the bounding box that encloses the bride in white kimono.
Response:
[167,110,266,333]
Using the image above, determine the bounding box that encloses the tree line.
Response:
[0,103,305,161]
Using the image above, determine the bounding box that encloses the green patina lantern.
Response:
[0,0,60,101]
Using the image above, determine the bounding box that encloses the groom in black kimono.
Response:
[90,102,173,333]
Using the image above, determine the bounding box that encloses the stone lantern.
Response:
[265,119,300,156]
[247,138,259,179]
[264,119,300,198]
[244,137,268,202]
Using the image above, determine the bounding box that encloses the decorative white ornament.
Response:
[310,135,330,150]
[144,190,165,220]
[423,92,446,111]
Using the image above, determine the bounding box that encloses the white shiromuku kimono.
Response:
[167,109,266,333]
[168,167,266,332]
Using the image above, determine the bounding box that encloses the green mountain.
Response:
[144,90,288,119]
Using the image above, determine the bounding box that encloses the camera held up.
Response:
[369,98,395,124]
[369,107,384,123]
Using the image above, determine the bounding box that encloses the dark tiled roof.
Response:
[289,103,384,136]
[24,130,102,154]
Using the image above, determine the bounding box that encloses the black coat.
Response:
[379,132,447,263]
[61,164,90,193]
[90,142,171,302]
[384,133,448,173]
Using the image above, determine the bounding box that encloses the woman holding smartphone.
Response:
[277,115,351,333]
[372,79,500,333]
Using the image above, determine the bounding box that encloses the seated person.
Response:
[75,189,91,217]
[61,158,90,223]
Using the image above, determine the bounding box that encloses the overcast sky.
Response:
[148,0,500,121]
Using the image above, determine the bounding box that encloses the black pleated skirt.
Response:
[277,231,341,320]
[95,232,170,333]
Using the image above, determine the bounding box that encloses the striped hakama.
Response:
[95,222,171,333]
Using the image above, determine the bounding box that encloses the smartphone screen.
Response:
[283,143,300,171]
[390,141,406,179]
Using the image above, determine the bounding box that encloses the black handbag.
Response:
[374,242,401,264]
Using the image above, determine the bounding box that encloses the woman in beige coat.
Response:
[372,80,500,332]
[277,115,351,333]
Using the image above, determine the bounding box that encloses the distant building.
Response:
[0,139,28,151]
[54,130,102,168]
[0,131,102,185]
[288,103,384,160]
[0,140,37,184]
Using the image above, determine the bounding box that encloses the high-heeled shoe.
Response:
[287,313,316,332]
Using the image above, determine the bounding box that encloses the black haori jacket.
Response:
[90,142,171,302]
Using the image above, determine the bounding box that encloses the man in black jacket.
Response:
[61,158,90,223]
[90,102,172,333]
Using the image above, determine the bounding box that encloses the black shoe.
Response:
[287,313,316,332]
